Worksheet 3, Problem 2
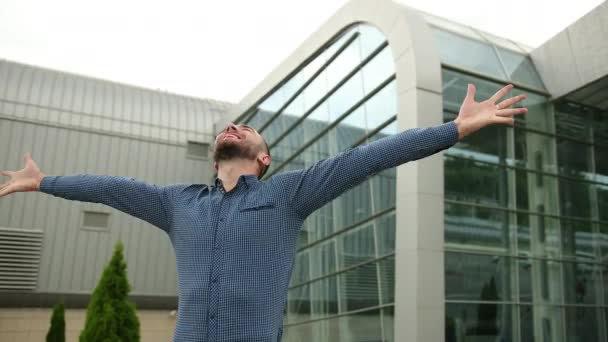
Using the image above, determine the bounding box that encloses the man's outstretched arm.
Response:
[283,83,528,218]
[0,153,187,233]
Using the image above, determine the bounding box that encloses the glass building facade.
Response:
[234,13,608,342]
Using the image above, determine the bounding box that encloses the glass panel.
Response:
[557,138,592,176]
[376,212,396,256]
[516,213,561,257]
[448,122,507,164]
[518,306,534,342]
[555,101,592,142]
[519,258,563,304]
[442,69,504,113]
[560,218,595,260]
[514,127,557,171]
[362,79,397,132]
[311,276,338,318]
[559,178,592,219]
[445,252,510,301]
[378,256,395,305]
[332,178,372,229]
[444,155,510,208]
[310,240,337,279]
[339,223,375,269]
[339,262,379,311]
[382,306,395,342]
[444,202,509,248]
[599,223,608,259]
[433,28,507,79]
[360,46,393,94]
[514,92,552,133]
[337,309,382,342]
[563,261,601,305]
[518,305,564,342]
[357,25,388,62]
[287,284,311,323]
[496,47,545,89]
[565,306,600,342]
[292,251,310,285]
[445,303,513,341]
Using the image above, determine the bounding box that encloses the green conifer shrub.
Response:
[79,241,140,342]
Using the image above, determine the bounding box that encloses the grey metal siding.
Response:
[0,59,231,298]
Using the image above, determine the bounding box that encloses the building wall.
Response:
[223,0,608,341]
[236,23,398,342]
[0,59,231,298]
[0,308,176,342]
[531,1,608,98]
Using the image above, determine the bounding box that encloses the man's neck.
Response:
[216,159,258,192]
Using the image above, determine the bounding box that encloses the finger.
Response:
[493,116,515,125]
[0,182,8,190]
[0,186,13,197]
[0,169,14,177]
[497,94,527,109]
[497,108,528,116]
[464,83,476,103]
[490,84,514,103]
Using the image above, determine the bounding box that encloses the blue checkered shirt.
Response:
[39,121,458,341]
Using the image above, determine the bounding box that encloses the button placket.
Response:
[207,192,231,342]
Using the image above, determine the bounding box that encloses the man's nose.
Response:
[225,123,238,132]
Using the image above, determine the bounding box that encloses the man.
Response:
[0,84,527,341]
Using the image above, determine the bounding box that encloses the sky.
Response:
[0,0,604,103]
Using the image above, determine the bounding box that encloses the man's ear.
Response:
[214,162,218,170]
[259,154,271,167]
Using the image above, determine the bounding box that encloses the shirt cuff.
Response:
[39,176,57,194]
[438,121,460,148]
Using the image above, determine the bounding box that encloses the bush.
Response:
[80,241,140,341]
[46,302,65,342]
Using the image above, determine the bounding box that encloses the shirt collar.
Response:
[214,174,259,192]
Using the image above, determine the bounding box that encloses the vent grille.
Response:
[0,227,43,290]
[187,141,210,159]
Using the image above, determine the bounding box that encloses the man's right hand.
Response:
[0,153,46,197]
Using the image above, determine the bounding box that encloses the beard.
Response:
[213,140,258,162]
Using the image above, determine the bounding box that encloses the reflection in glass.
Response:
[496,47,545,88]
[445,202,508,248]
[445,252,510,301]
[433,28,507,79]
[445,156,509,208]
[561,218,595,260]
[563,261,600,305]
[559,178,592,219]
[446,303,513,341]
[378,256,395,305]
[340,262,379,312]
[565,306,599,342]
[442,69,503,112]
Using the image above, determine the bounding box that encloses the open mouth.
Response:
[223,133,241,141]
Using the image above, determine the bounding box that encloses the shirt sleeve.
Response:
[39,174,189,233]
[285,121,459,218]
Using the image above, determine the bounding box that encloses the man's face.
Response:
[213,123,267,163]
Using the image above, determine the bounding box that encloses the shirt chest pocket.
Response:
[238,200,275,212]
[229,199,280,246]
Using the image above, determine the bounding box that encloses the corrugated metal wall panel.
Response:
[0,59,231,145]
[0,60,231,298]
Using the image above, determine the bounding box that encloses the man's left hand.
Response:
[454,83,528,140]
